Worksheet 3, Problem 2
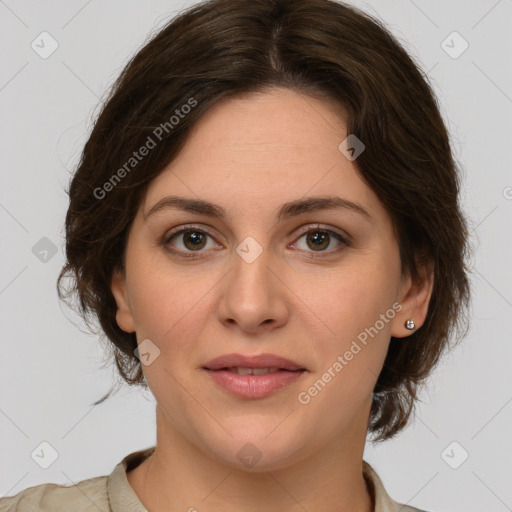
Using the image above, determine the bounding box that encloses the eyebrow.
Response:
[144,195,371,221]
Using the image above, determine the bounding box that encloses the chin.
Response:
[204,429,308,473]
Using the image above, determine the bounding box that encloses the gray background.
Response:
[1,0,511,510]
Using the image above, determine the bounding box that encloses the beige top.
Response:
[0,447,427,511]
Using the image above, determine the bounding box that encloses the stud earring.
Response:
[405,319,415,330]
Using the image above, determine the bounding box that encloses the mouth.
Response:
[201,353,307,399]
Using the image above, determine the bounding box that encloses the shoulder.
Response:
[0,475,109,512]
[362,460,433,512]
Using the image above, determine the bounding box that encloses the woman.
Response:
[0,0,470,510]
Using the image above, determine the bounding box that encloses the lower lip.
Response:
[203,369,306,399]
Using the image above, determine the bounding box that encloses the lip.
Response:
[202,353,306,371]
[202,353,307,399]
[203,369,306,399]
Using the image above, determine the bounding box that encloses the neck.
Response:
[127,405,374,512]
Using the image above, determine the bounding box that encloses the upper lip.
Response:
[202,353,306,371]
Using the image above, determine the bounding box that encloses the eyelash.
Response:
[161,224,351,260]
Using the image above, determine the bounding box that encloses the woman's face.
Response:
[111,88,431,470]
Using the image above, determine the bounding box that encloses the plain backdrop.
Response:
[0,1,511,510]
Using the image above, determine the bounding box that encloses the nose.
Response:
[217,244,289,334]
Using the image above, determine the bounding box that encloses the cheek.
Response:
[308,258,400,382]
[128,268,213,404]
[298,273,397,424]
[126,243,192,335]
[126,251,216,367]
[318,262,398,334]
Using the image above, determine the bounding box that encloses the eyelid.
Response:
[293,223,352,244]
[163,223,224,243]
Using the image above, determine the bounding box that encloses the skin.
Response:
[111,87,433,512]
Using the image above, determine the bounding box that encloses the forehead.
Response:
[141,88,379,221]
[184,88,348,155]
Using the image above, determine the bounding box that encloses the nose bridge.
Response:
[230,235,274,303]
[218,234,288,331]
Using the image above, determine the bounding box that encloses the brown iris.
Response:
[182,230,207,251]
[306,231,330,251]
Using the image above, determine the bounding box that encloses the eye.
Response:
[163,226,220,259]
[292,225,350,256]
[162,223,351,260]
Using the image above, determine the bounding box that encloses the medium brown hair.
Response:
[57,0,470,441]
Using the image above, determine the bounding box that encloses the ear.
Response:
[110,268,136,333]
[391,260,434,338]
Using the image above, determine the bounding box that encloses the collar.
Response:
[107,447,155,512]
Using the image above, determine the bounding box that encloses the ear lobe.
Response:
[391,262,434,338]
[110,268,136,333]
